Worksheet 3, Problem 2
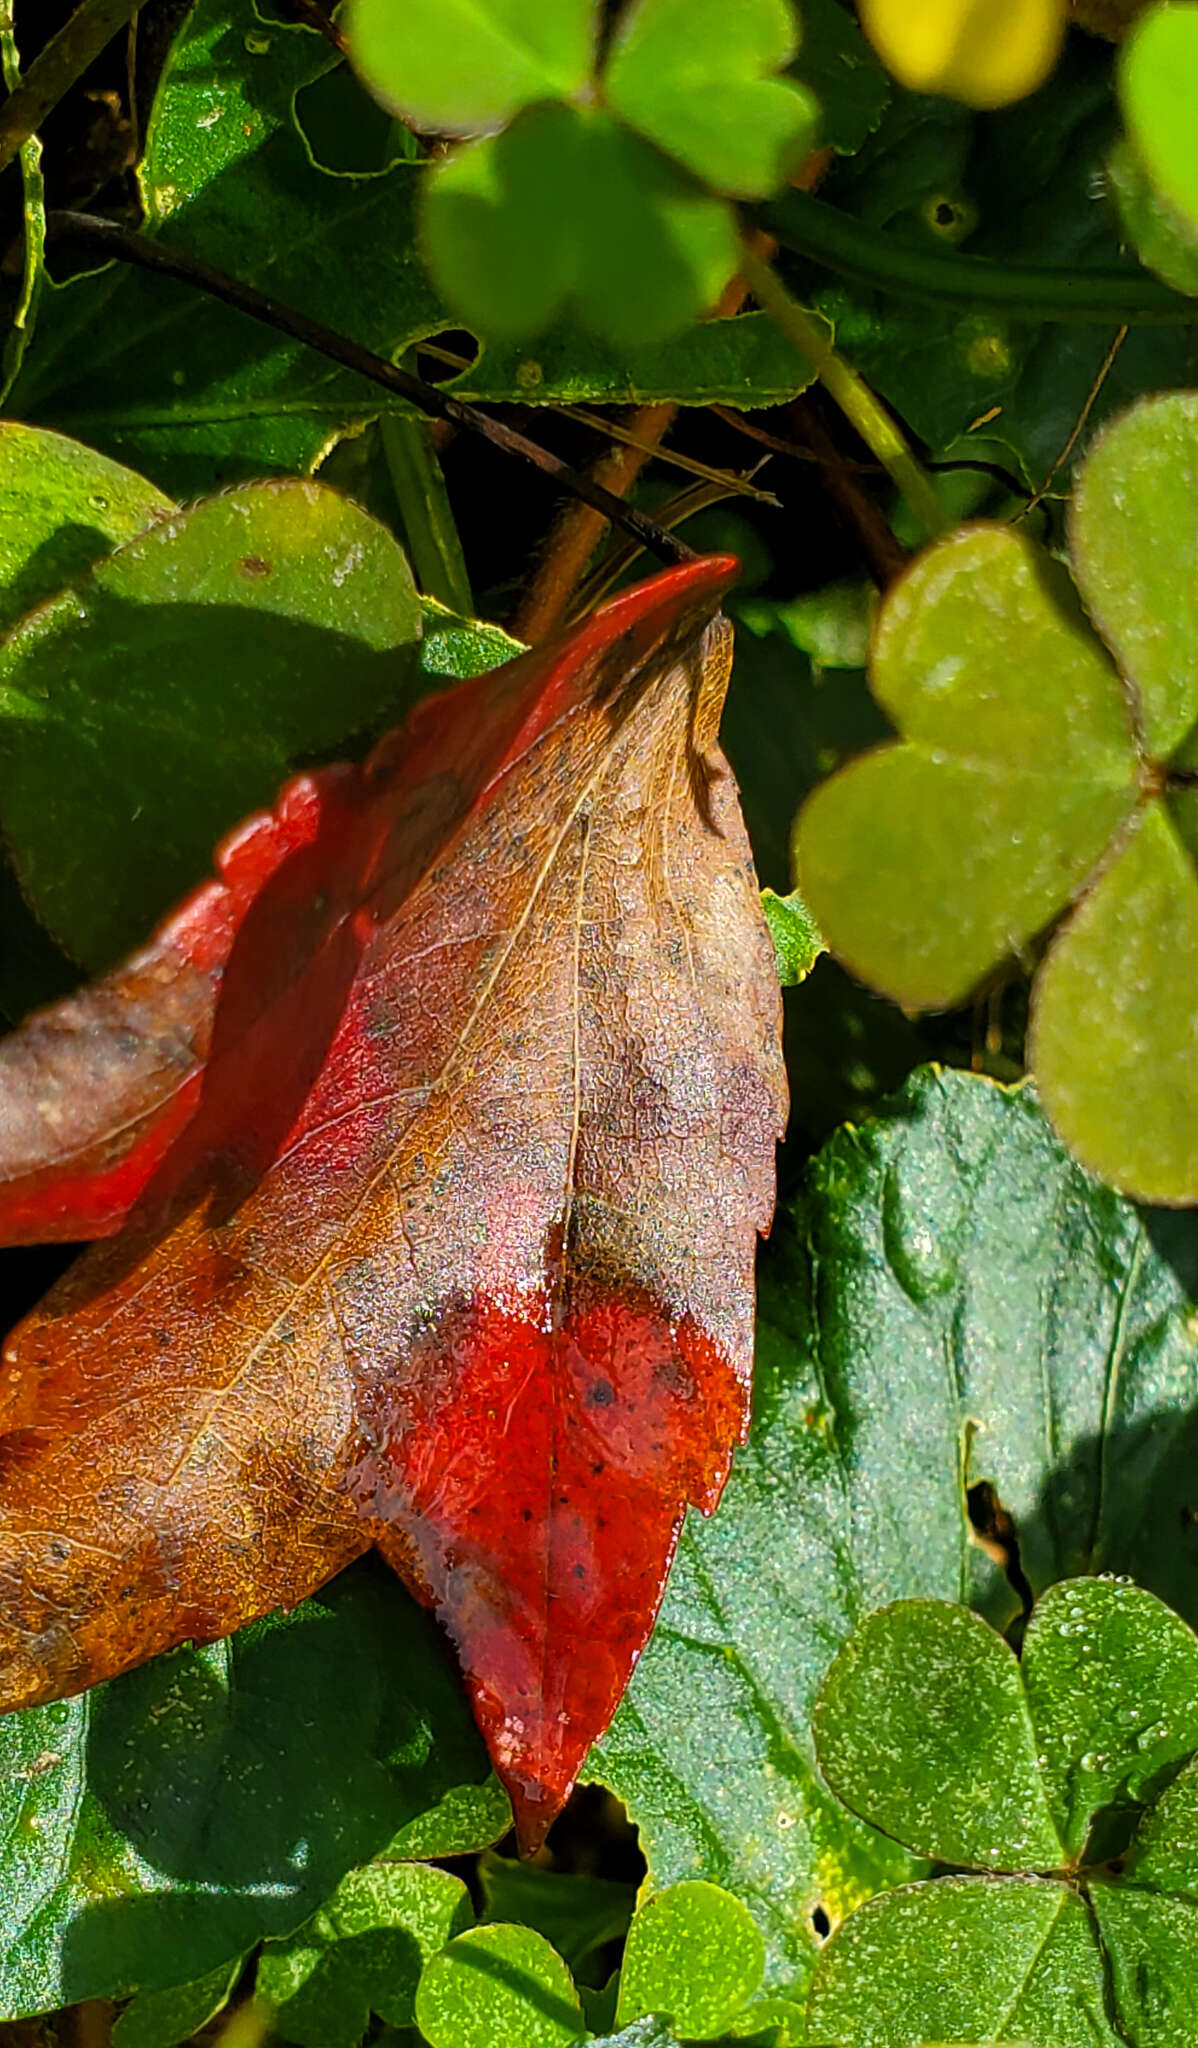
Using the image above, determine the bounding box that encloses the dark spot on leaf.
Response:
[811,1904,830,1941]
[588,1379,615,1407]
[239,555,272,579]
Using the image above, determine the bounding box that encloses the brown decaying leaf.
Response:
[0,558,786,1847]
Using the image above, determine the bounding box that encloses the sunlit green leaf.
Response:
[616,1882,765,2038]
[813,1603,1064,1870]
[605,0,816,200]
[415,1923,586,2048]
[808,1878,1115,2047]
[346,0,594,134]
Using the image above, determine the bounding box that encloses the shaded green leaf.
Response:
[478,1851,635,1979]
[111,1958,241,2048]
[0,1560,508,2019]
[808,1877,1117,2047]
[423,105,741,347]
[346,0,593,134]
[415,1923,586,2048]
[777,39,1198,489]
[616,1881,765,2039]
[0,423,170,637]
[605,0,817,200]
[6,1,444,498]
[792,0,890,156]
[813,1602,1064,1870]
[0,479,422,970]
[255,1860,472,2048]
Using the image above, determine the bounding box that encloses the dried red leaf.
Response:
[0,558,785,1846]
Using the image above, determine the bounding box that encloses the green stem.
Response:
[740,242,947,541]
[0,0,143,178]
[765,189,1198,325]
[381,412,474,616]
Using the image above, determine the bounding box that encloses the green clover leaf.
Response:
[415,1923,586,2048]
[615,1882,766,2040]
[344,0,595,135]
[347,0,817,343]
[421,105,741,348]
[809,1579,1198,2046]
[605,0,818,200]
[1112,3,1198,297]
[795,389,1198,1202]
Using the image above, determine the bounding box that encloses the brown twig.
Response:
[45,210,695,570]
[511,256,770,642]
[513,401,678,642]
[0,0,144,177]
[283,0,348,54]
[787,394,909,587]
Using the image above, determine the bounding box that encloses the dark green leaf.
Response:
[593,1068,1198,1997]
[7,1,444,499]
[0,1560,508,2019]
[779,39,1198,488]
[478,1851,635,1979]
[792,0,890,156]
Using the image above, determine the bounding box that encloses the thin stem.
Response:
[45,211,695,570]
[740,241,947,540]
[380,412,474,615]
[0,0,144,177]
[766,189,1198,325]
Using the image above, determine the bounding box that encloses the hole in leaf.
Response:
[967,1478,1034,1621]
[294,63,419,175]
[412,331,482,385]
[810,1903,831,1942]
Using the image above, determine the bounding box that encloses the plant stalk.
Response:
[739,242,947,541]
[766,188,1198,325]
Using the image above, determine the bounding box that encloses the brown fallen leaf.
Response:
[0,556,786,1847]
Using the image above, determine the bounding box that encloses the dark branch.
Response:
[45,210,695,571]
